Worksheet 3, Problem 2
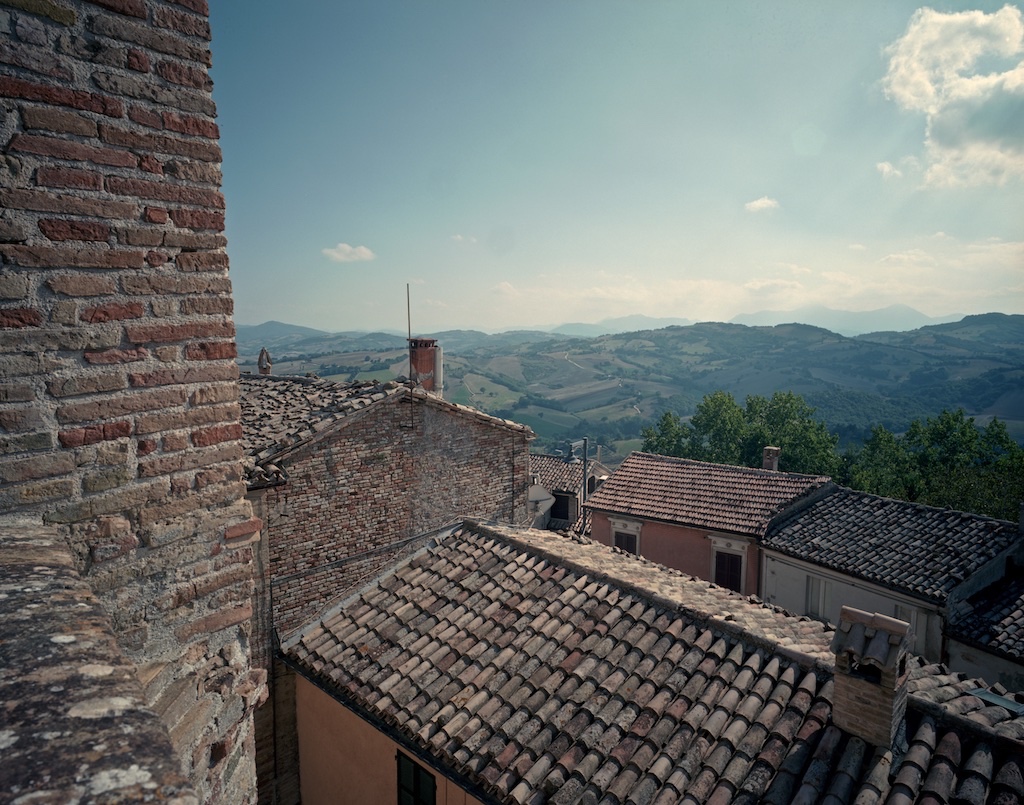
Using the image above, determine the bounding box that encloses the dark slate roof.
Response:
[284,521,1024,805]
[239,374,532,484]
[950,574,1024,662]
[763,487,1021,603]
[583,452,831,537]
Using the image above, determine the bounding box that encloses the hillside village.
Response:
[2,3,1024,805]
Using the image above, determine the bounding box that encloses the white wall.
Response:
[761,552,943,661]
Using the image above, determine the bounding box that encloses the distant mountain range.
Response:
[237,304,964,350]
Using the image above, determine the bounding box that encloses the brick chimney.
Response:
[830,606,912,748]
[762,446,781,471]
[408,338,443,393]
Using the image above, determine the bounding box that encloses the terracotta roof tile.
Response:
[950,574,1024,662]
[764,488,1021,603]
[584,452,831,537]
[284,521,1024,804]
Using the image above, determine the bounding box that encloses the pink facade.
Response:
[590,511,760,596]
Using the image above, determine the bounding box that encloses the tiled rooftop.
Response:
[285,521,1024,805]
[763,487,1021,603]
[531,453,588,494]
[951,574,1024,662]
[583,452,831,537]
[239,374,533,485]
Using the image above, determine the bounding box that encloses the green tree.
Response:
[689,390,747,464]
[641,411,689,457]
[741,391,841,475]
[846,425,918,500]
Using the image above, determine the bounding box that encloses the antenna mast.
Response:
[406,283,411,340]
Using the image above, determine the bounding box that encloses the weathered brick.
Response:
[175,603,252,642]
[0,382,36,403]
[0,451,75,482]
[162,231,225,250]
[126,48,150,72]
[89,0,147,20]
[45,477,168,524]
[0,431,54,455]
[122,274,230,295]
[1,38,73,80]
[224,516,261,541]
[1,244,145,268]
[0,220,31,243]
[0,75,123,117]
[88,13,212,66]
[179,297,232,316]
[129,104,164,129]
[45,274,116,299]
[161,111,217,139]
[189,384,237,407]
[38,219,111,242]
[106,176,223,207]
[0,477,78,510]
[163,160,220,184]
[184,341,236,361]
[47,371,126,397]
[58,420,132,447]
[129,363,238,387]
[0,308,44,328]
[146,250,168,267]
[168,208,223,231]
[0,325,121,352]
[162,432,189,451]
[35,166,103,191]
[99,123,220,161]
[177,251,228,272]
[83,346,149,364]
[21,105,99,136]
[138,440,241,478]
[155,59,210,90]
[135,401,239,436]
[171,0,209,16]
[57,387,188,423]
[8,133,137,167]
[1,187,138,220]
[192,423,242,448]
[139,154,163,174]
[49,300,78,325]
[152,4,210,39]
[120,227,164,247]
[0,273,31,300]
[0,405,45,433]
[125,321,234,344]
[81,301,145,323]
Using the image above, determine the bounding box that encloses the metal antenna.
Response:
[406,283,411,340]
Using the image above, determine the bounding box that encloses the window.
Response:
[714,551,743,592]
[397,753,435,805]
[805,576,832,620]
[614,531,637,554]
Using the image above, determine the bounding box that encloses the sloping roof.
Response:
[950,574,1024,662]
[239,375,533,483]
[284,521,1024,805]
[583,452,831,537]
[530,453,587,494]
[763,487,1021,603]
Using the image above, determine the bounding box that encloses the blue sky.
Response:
[210,2,1024,333]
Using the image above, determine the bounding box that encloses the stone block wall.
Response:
[0,2,262,801]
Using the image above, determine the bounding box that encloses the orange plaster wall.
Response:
[295,676,485,805]
[590,512,759,595]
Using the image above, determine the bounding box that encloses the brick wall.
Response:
[0,2,262,802]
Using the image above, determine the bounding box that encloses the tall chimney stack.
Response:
[408,338,441,393]
[762,446,781,471]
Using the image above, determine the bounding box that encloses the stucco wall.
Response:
[296,676,486,805]
[0,1,261,801]
[761,552,943,660]
[946,638,1024,693]
[590,511,760,595]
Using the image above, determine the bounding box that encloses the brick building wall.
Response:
[249,390,531,804]
[0,2,262,802]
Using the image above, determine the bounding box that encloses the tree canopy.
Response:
[642,391,1023,521]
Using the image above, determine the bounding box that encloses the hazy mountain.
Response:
[731,304,961,336]
[547,315,693,338]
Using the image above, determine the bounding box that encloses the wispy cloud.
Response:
[876,161,903,180]
[451,234,477,244]
[322,243,376,263]
[494,281,522,297]
[883,6,1024,186]
[744,196,780,212]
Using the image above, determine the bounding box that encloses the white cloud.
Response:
[451,234,477,244]
[848,243,867,251]
[876,161,903,179]
[883,6,1024,186]
[744,196,780,212]
[880,248,938,266]
[494,281,522,297]
[322,243,376,263]
[743,278,802,292]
